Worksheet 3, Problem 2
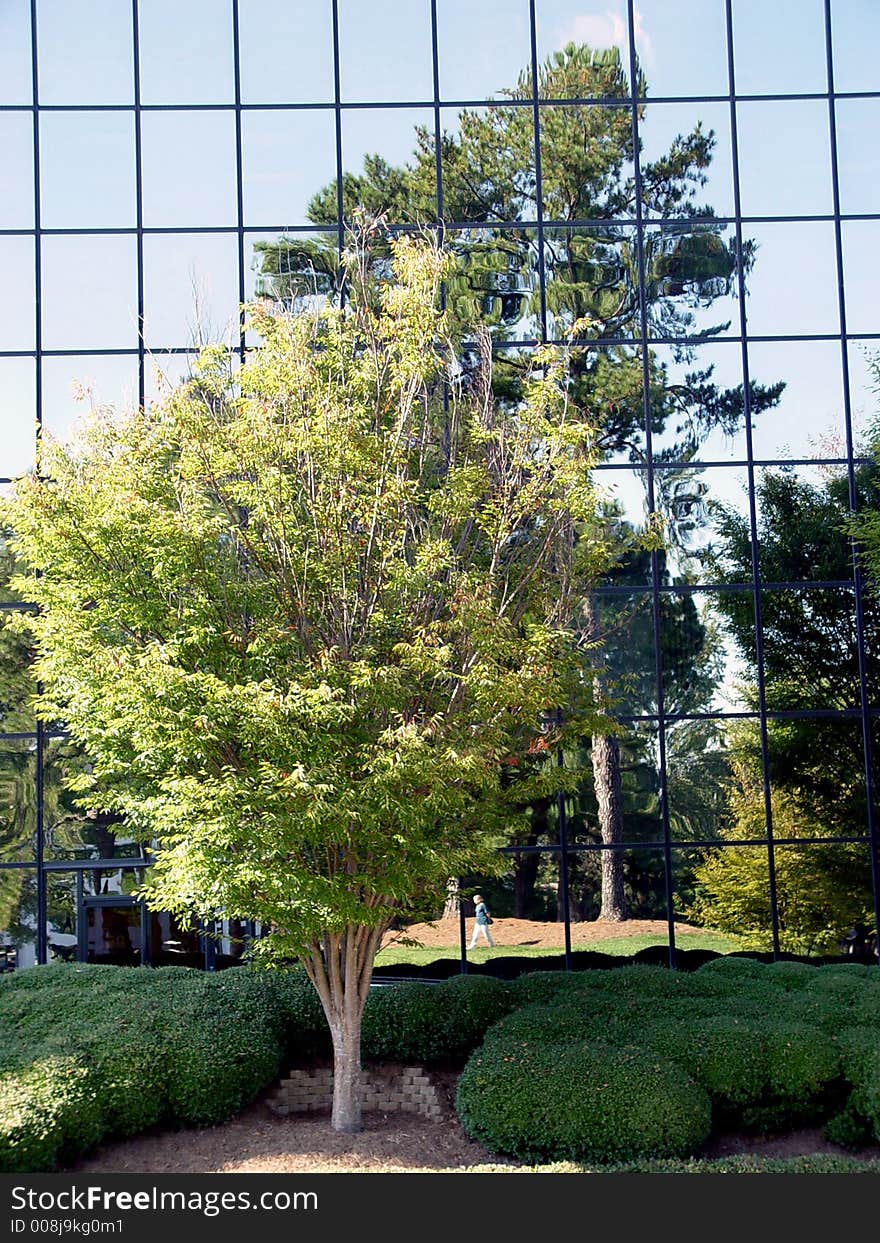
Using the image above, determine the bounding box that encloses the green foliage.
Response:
[456,1039,712,1164]
[361,975,514,1065]
[0,963,306,1172]
[455,960,880,1162]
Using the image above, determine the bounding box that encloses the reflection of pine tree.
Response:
[690,462,880,947]
[253,42,783,921]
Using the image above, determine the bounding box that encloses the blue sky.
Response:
[0,0,878,513]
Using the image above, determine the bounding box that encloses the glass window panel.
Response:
[569,723,665,847]
[238,0,334,104]
[644,221,739,341]
[244,231,338,344]
[636,0,729,100]
[438,105,534,224]
[758,586,861,710]
[774,843,874,958]
[594,468,654,554]
[141,111,238,227]
[137,0,234,104]
[40,111,136,229]
[846,340,880,451]
[0,745,36,862]
[736,100,832,219]
[831,0,880,94]
[647,342,748,463]
[337,0,433,103]
[447,227,542,339]
[835,99,880,218]
[149,909,205,967]
[341,107,435,223]
[0,610,36,735]
[0,868,38,970]
[744,221,839,337]
[0,0,32,105]
[567,847,671,935]
[0,237,35,352]
[672,843,768,953]
[639,102,734,221]
[41,234,139,350]
[241,109,337,228]
[143,233,240,349]
[664,589,753,715]
[546,225,642,340]
[45,870,77,962]
[0,113,35,229]
[436,0,531,102]
[41,355,139,447]
[731,0,827,95]
[842,221,880,337]
[751,462,854,595]
[86,901,143,965]
[665,717,737,846]
[37,0,133,105]
[766,718,868,840]
[676,466,753,583]
[540,104,634,222]
[589,588,657,715]
[747,340,846,461]
[0,359,37,479]
[535,0,632,96]
[44,744,141,862]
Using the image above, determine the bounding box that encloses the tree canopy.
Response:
[2,229,618,1129]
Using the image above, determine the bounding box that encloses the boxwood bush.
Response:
[456,1039,712,1163]
[0,963,312,1172]
[361,974,514,1064]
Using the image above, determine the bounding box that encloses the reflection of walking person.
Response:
[469,894,495,949]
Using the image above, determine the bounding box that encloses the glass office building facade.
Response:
[1,0,879,970]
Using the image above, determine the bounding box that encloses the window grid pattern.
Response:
[0,0,878,969]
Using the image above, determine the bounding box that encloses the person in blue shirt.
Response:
[469,894,495,949]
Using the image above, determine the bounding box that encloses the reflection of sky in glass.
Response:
[1,1,878,484]
[41,355,139,447]
[436,0,532,100]
[138,0,234,104]
[36,0,133,105]
[238,0,335,104]
[0,115,34,229]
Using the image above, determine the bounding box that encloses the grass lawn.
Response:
[374,929,743,967]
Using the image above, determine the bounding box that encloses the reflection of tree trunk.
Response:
[586,594,629,922]
[442,877,459,919]
[593,731,629,921]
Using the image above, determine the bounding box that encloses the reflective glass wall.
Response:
[2,0,879,970]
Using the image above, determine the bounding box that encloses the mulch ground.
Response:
[381,916,709,951]
[67,1095,880,1174]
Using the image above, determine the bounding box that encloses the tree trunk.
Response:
[329,1010,363,1133]
[585,593,629,922]
[442,877,460,920]
[303,921,386,1134]
[593,730,629,921]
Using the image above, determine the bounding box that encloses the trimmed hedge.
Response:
[0,963,309,1172]
[456,1039,712,1163]
[454,958,880,1164]
[361,974,514,1064]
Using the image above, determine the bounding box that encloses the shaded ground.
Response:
[68,1092,880,1175]
[381,916,714,952]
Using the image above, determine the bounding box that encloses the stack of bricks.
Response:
[268,1066,444,1121]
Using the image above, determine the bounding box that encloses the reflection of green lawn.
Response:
[374,930,743,967]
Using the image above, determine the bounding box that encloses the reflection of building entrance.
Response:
[77,894,147,966]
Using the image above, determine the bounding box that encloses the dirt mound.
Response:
[380,916,707,951]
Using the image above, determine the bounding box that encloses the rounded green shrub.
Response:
[456,1039,712,1163]
[361,974,514,1064]
[0,963,310,1171]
